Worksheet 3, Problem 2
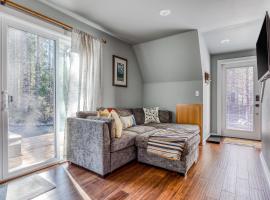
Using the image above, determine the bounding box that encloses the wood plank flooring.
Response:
[3,141,270,200]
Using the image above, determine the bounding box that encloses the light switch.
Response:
[195,90,200,97]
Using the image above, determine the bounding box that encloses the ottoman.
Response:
[135,128,200,175]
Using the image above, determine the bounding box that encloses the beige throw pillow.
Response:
[110,110,123,138]
[120,115,136,129]
[99,109,110,117]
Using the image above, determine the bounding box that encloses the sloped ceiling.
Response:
[133,31,202,83]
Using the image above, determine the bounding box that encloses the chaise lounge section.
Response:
[135,124,200,174]
[66,108,200,176]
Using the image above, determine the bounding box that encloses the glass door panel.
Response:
[225,66,254,132]
[7,26,56,172]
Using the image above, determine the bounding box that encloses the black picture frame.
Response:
[112,55,128,87]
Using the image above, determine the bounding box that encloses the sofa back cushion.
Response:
[131,108,172,124]
[159,110,172,123]
[131,108,145,125]
[116,108,133,117]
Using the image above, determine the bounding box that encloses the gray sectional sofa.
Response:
[66,108,200,176]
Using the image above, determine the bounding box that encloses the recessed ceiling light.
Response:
[220,39,230,44]
[160,9,171,16]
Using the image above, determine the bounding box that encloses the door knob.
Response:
[8,95,13,103]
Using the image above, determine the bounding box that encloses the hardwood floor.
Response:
[3,141,270,200]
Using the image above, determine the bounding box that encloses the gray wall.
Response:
[133,31,203,121]
[262,78,270,171]
[143,81,203,120]
[133,31,202,83]
[15,0,143,108]
[210,49,256,132]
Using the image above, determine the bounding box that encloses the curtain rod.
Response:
[0,0,107,44]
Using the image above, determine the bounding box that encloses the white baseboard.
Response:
[202,133,211,145]
[260,152,270,189]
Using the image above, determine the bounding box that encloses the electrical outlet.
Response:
[195,90,200,97]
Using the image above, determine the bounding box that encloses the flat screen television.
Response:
[257,12,270,81]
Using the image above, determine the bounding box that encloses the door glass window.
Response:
[7,27,56,171]
[225,66,254,132]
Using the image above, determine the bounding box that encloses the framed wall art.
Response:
[112,55,128,87]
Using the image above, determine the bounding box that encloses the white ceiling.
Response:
[203,20,263,54]
[42,0,270,54]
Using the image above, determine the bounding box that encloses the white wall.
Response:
[199,33,211,141]
[262,78,270,173]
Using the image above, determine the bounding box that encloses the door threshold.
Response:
[223,136,261,142]
[223,137,262,149]
[0,160,67,184]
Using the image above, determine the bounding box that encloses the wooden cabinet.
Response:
[176,104,203,144]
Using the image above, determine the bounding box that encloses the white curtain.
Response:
[66,29,103,116]
[62,30,103,160]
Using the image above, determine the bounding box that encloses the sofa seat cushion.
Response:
[111,130,138,152]
[125,125,156,134]
[145,123,200,134]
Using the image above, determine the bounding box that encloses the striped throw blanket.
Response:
[147,128,197,161]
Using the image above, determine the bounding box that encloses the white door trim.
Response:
[0,14,61,180]
[217,56,258,138]
[0,15,3,180]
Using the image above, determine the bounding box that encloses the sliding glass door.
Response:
[0,15,70,179]
[6,26,57,172]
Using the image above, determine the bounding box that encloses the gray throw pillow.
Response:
[159,110,172,123]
